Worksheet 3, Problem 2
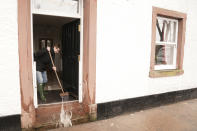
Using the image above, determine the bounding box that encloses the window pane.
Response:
[33,0,79,15]
[156,17,178,43]
[155,45,175,65]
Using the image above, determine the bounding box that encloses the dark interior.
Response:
[62,19,80,96]
[33,14,80,104]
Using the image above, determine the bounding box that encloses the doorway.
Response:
[33,14,80,104]
[18,0,97,128]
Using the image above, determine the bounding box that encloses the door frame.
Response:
[31,0,84,106]
[18,0,97,128]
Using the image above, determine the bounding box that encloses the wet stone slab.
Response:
[49,99,197,131]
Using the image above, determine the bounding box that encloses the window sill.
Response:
[149,69,184,78]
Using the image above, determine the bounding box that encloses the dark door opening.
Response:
[33,14,80,104]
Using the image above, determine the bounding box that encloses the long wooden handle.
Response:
[48,51,64,93]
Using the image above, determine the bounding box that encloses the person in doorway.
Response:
[34,44,60,102]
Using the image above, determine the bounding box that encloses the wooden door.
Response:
[62,19,80,96]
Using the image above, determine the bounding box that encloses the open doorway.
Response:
[33,14,80,104]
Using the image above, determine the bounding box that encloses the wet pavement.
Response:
[49,98,197,131]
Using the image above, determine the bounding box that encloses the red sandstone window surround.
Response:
[149,7,187,78]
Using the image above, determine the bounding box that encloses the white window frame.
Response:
[154,16,179,70]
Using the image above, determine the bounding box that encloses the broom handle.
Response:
[48,51,65,93]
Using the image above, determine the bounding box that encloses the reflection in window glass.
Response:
[155,45,175,65]
[33,0,79,15]
[156,17,177,43]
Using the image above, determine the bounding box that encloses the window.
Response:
[155,17,178,70]
[150,7,187,77]
[39,38,53,49]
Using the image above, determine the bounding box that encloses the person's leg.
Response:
[36,71,46,102]
[42,71,48,94]
[42,71,48,84]
[36,71,43,84]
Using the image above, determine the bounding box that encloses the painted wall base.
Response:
[0,115,21,131]
[97,88,197,120]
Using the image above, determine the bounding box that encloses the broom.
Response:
[48,50,69,97]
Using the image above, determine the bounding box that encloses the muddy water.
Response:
[59,97,72,128]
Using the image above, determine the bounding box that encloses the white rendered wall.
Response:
[0,0,21,116]
[96,0,197,103]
